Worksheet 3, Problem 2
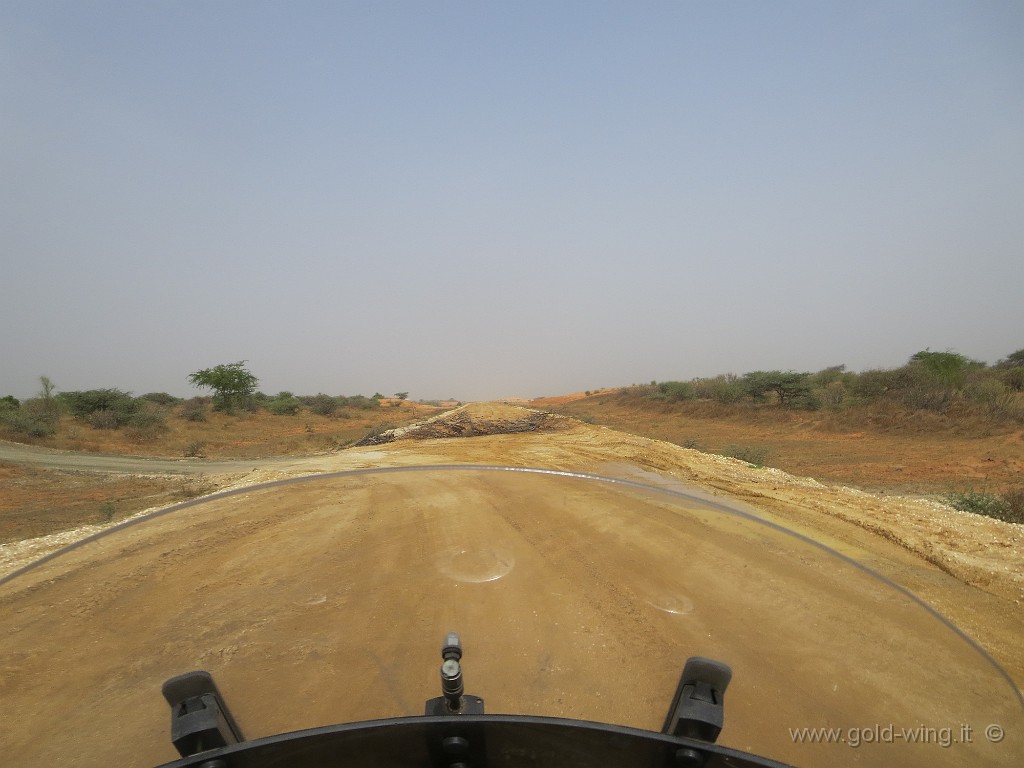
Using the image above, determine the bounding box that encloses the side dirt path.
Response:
[0,440,304,473]
[1,403,1021,690]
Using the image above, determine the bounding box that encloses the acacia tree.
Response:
[742,370,813,408]
[909,349,984,390]
[188,361,258,413]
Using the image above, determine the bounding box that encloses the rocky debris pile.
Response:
[354,407,565,447]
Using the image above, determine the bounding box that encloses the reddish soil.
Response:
[0,464,217,543]
[533,393,1024,495]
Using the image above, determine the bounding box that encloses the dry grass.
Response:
[536,390,1024,496]
[0,463,199,543]
[2,400,443,459]
[0,401,449,543]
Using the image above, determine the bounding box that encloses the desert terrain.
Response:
[1,402,1022,767]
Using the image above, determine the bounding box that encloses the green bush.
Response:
[139,392,181,406]
[810,365,849,388]
[72,390,140,426]
[17,414,58,437]
[59,389,137,420]
[267,393,303,415]
[0,400,59,437]
[656,381,696,401]
[943,488,1022,523]
[847,364,974,414]
[848,368,894,401]
[692,375,744,404]
[307,394,339,416]
[910,349,983,389]
[606,348,1023,428]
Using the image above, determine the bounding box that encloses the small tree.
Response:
[188,361,258,413]
[909,349,981,388]
[742,370,813,408]
[34,375,64,425]
[39,375,57,401]
[394,392,409,400]
[1,377,61,437]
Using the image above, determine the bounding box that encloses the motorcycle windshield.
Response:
[0,466,1020,767]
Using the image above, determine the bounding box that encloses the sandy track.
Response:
[1,404,1021,767]
[2,467,1020,767]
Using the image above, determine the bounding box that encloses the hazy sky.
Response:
[3,2,1022,401]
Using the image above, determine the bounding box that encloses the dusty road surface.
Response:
[1,404,1022,767]
[0,439,322,474]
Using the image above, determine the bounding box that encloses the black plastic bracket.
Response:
[662,656,732,743]
[162,670,245,758]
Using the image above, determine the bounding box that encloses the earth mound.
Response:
[354,403,567,446]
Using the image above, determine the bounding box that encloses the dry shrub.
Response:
[87,409,121,430]
[945,487,1024,525]
[180,397,208,422]
[1002,487,1024,524]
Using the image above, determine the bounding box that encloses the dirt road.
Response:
[1,404,1021,767]
[0,439,305,474]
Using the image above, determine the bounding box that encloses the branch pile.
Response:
[355,409,565,447]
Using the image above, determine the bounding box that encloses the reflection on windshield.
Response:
[0,466,1020,767]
